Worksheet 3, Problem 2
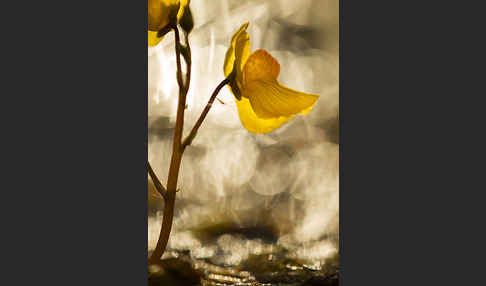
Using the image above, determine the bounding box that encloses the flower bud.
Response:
[179,6,194,34]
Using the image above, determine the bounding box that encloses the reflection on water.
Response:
[149,239,338,285]
[148,0,339,284]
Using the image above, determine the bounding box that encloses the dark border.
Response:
[2,1,148,285]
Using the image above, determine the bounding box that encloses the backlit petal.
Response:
[177,0,190,20]
[244,80,319,118]
[148,0,187,31]
[148,0,171,31]
[223,22,250,79]
[243,49,280,86]
[148,31,163,47]
[235,97,294,134]
[242,50,319,118]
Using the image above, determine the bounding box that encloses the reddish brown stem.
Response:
[149,26,186,263]
[149,27,228,264]
[182,77,230,149]
[148,161,167,200]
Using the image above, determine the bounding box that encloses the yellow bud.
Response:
[179,6,194,33]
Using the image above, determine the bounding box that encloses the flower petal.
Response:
[243,49,280,86]
[223,22,250,79]
[235,96,294,134]
[244,80,319,118]
[148,31,163,47]
[177,0,190,21]
[242,50,319,118]
[148,0,171,31]
[148,0,187,31]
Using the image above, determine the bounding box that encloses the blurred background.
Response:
[148,0,339,284]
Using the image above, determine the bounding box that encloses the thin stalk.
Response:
[147,161,167,200]
[182,77,230,149]
[149,26,187,263]
[148,27,229,263]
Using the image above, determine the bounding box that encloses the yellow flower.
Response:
[148,31,163,47]
[147,0,190,47]
[224,22,320,134]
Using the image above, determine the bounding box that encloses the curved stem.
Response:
[182,77,230,149]
[149,26,187,263]
[148,161,167,200]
